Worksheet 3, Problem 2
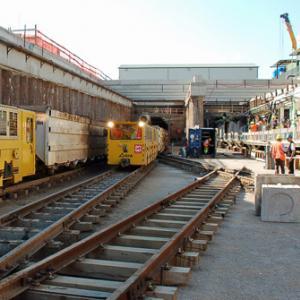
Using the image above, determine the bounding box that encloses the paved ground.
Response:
[178,191,300,300]
[93,163,195,230]
[177,153,300,300]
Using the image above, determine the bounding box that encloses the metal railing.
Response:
[10,25,111,81]
[241,127,297,143]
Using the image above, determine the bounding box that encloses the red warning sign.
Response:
[134,144,143,153]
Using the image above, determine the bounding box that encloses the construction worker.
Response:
[203,137,212,155]
[271,135,286,174]
[287,133,296,174]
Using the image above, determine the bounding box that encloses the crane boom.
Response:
[280,13,298,51]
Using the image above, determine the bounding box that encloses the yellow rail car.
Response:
[107,121,161,167]
[0,105,35,187]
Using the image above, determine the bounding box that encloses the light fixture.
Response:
[107,121,114,128]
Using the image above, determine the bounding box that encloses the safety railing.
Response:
[241,128,295,143]
[10,25,111,81]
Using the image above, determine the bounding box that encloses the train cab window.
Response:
[26,118,33,143]
[9,112,18,136]
[0,110,7,136]
[110,124,142,140]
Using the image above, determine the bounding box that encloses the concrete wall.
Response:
[0,68,131,123]
[0,27,132,122]
[119,65,258,81]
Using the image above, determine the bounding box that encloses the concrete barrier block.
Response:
[261,184,300,222]
[255,175,300,216]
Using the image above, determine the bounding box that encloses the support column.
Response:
[192,96,204,127]
[185,95,204,136]
[0,68,2,103]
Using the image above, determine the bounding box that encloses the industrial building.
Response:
[119,63,259,81]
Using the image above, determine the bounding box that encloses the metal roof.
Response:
[119,63,258,69]
[271,59,298,67]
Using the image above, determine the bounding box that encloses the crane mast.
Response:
[280,13,298,52]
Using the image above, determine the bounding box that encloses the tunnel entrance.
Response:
[150,116,168,130]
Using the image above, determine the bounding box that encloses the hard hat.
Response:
[276,134,282,141]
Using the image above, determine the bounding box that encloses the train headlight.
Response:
[138,121,145,127]
[107,121,114,128]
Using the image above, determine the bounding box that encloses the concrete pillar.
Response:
[185,96,204,135]
[192,96,204,127]
[0,68,2,103]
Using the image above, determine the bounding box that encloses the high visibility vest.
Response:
[271,142,285,160]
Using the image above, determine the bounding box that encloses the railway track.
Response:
[159,155,254,191]
[158,154,214,173]
[0,163,155,279]
[0,168,240,300]
[0,167,89,200]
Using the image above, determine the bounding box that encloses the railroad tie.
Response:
[146,285,178,300]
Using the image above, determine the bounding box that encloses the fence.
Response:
[10,25,111,81]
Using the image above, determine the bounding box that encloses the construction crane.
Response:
[280,13,300,54]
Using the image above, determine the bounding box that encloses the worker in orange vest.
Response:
[271,135,286,174]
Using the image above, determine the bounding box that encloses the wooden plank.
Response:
[176,251,199,267]
[60,258,142,281]
[72,221,93,232]
[179,197,209,203]
[16,218,53,229]
[207,216,223,224]
[130,226,177,238]
[25,284,111,299]
[114,234,168,249]
[171,203,203,209]
[146,285,178,300]
[91,207,106,216]
[88,244,156,263]
[186,239,208,251]
[154,213,193,221]
[45,275,121,292]
[57,230,80,244]
[146,219,186,229]
[154,266,191,285]
[195,230,214,241]
[162,208,197,215]
[0,227,39,240]
[81,214,101,224]
[202,222,218,232]
[42,206,73,214]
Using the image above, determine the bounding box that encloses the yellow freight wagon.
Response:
[107,121,160,167]
[0,105,35,187]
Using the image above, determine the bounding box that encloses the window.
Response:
[9,112,18,136]
[110,124,142,140]
[0,110,7,136]
[26,118,33,143]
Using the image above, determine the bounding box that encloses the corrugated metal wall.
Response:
[0,68,131,123]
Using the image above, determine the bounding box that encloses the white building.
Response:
[119,64,259,81]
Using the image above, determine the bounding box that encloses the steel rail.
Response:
[0,166,145,278]
[159,154,214,172]
[0,170,112,226]
[0,169,221,299]
[110,171,239,299]
[0,167,85,198]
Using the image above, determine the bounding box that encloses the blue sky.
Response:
[0,0,299,79]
